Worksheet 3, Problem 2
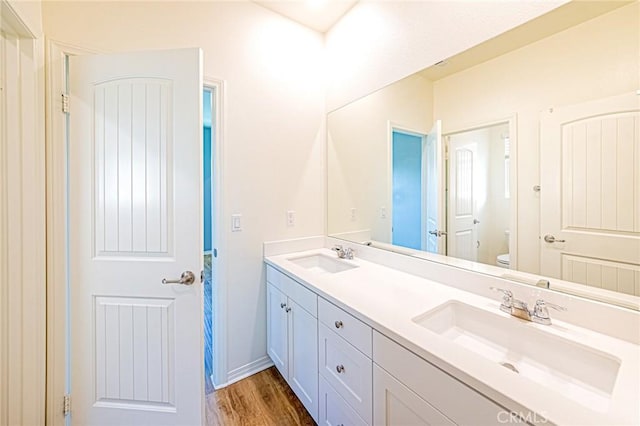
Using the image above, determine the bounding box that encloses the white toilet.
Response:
[496,253,510,268]
[496,230,510,268]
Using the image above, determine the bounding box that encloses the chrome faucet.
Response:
[332,245,354,260]
[490,287,567,325]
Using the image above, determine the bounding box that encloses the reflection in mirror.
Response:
[446,123,511,268]
[327,1,639,309]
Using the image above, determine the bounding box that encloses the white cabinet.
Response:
[266,267,318,422]
[265,261,523,426]
[318,298,373,424]
[373,365,455,426]
[373,331,512,426]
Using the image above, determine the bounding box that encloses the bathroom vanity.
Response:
[264,237,640,425]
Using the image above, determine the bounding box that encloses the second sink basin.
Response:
[287,253,358,274]
[412,301,620,412]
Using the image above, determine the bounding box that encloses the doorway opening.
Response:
[445,122,513,267]
[203,86,216,394]
[391,129,426,250]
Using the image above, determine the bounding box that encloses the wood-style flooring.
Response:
[206,367,315,425]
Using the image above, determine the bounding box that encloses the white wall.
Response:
[327,72,433,243]
[43,1,326,382]
[5,0,42,35]
[434,2,639,274]
[325,0,567,111]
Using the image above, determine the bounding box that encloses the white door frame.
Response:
[443,115,518,270]
[45,41,228,424]
[0,3,46,425]
[386,122,428,249]
[202,77,229,389]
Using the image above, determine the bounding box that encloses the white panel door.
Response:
[69,48,203,425]
[540,92,640,296]
[447,139,478,261]
[425,120,444,253]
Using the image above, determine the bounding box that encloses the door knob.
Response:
[543,234,565,243]
[162,271,196,285]
[428,230,447,237]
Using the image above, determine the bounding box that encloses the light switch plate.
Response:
[231,214,242,232]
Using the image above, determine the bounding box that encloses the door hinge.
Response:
[63,394,71,416]
[61,93,69,114]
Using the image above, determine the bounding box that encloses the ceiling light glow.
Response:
[307,0,328,10]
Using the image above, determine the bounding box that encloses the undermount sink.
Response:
[412,301,621,412]
[287,253,358,274]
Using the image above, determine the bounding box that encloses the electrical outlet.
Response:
[380,206,387,218]
[350,208,357,221]
[286,210,296,227]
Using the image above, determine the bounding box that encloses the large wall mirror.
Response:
[327,1,639,310]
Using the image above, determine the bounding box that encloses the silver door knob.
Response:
[428,230,447,237]
[162,271,196,285]
[543,234,565,243]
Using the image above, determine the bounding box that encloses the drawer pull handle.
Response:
[285,307,291,313]
[334,320,343,329]
[280,303,286,309]
[336,364,345,373]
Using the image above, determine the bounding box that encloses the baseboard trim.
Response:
[217,356,274,389]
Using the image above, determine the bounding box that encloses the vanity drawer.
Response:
[318,297,372,356]
[319,376,368,426]
[266,266,317,317]
[373,331,509,426]
[319,324,372,424]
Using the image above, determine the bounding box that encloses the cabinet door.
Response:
[267,283,288,378]
[288,300,319,422]
[319,376,367,426]
[374,365,454,426]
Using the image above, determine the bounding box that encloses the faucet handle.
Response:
[535,299,567,312]
[332,244,343,252]
[533,299,567,325]
[490,287,513,314]
[490,287,513,299]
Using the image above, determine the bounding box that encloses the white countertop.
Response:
[265,247,640,426]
